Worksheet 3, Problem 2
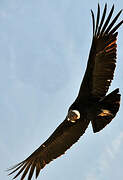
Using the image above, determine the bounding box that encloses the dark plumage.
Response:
[8,4,122,180]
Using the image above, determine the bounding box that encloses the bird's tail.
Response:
[91,88,121,133]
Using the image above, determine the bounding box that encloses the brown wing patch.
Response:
[92,34,117,98]
[97,109,113,117]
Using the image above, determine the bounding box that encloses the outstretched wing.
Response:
[77,4,122,101]
[8,117,90,180]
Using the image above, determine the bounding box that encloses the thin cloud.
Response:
[85,132,123,179]
[99,132,123,171]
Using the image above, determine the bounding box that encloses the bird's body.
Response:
[8,4,122,180]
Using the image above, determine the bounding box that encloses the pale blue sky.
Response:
[0,1,123,180]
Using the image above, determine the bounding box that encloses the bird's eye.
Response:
[67,110,80,123]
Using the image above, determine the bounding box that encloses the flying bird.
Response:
[8,4,122,180]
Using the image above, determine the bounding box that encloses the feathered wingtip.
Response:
[7,156,46,180]
[7,160,38,180]
[6,161,25,179]
[91,3,123,37]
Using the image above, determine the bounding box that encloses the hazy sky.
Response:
[0,1,123,180]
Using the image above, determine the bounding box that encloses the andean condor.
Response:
[8,4,122,180]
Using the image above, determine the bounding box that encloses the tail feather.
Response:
[91,88,121,133]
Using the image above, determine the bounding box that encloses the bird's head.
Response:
[67,110,80,123]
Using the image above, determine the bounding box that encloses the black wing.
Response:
[8,118,90,180]
[76,4,122,101]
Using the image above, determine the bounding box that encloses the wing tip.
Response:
[91,3,122,37]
